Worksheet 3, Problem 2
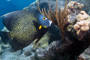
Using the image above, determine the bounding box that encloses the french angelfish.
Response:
[0,10,52,51]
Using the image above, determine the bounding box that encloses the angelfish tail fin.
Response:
[0,31,11,44]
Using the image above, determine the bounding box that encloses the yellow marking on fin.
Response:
[39,25,42,30]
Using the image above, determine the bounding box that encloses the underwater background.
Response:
[0,0,90,60]
[0,0,35,30]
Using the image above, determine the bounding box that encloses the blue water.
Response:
[0,0,35,30]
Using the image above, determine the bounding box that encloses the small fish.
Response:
[0,10,52,51]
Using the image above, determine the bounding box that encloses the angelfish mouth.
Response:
[48,20,52,26]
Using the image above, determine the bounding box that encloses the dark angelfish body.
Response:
[0,10,52,51]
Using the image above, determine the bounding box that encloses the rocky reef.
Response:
[0,0,90,60]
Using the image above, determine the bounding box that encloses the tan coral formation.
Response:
[67,1,84,9]
[76,11,89,21]
[66,1,90,36]
[74,11,90,35]
[66,1,84,23]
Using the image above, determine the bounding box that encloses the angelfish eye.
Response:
[43,17,46,20]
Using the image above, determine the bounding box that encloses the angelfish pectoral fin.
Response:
[33,39,40,48]
[33,32,45,47]
[35,39,40,45]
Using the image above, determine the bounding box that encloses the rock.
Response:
[27,0,67,12]
[88,10,90,15]
[22,45,33,56]
[79,46,90,60]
